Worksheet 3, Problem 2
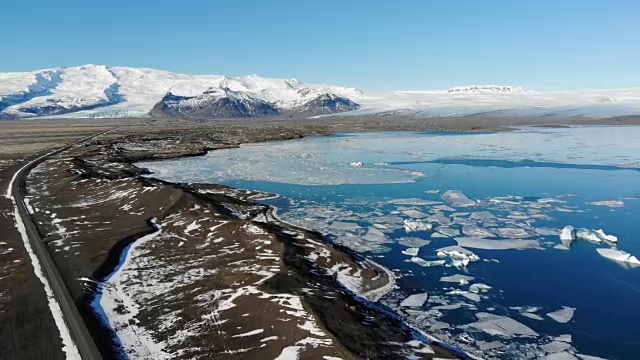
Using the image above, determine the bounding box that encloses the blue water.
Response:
[142,127,640,359]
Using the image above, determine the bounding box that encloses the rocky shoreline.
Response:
[23,125,467,359]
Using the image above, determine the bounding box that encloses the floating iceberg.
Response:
[400,293,429,307]
[410,257,446,267]
[403,219,433,232]
[454,237,539,250]
[539,351,579,360]
[547,306,576,323]
[559,226,575,241]
[447,290,481,302]
[576,228,604,243]
[469,283,492,293]
[439,274,475,284]
[462,225,497,238]
[491,227,533,239]
[588,200,624,208]
[437,245,481,267]
[403,209,429,218]
[330,221,362,231]
[594,229,617,243]
[576,228,618,244]
[596,248,640,265]
[361,227,387,242]
[442,190,478,207]
[467,312,538,337]
[401,247,420,256]
[397,237,431,247]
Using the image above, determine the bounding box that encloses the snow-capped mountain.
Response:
[1,64,640,119]
[0,65,362,119]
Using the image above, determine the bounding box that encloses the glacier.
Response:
[2,64,640,119]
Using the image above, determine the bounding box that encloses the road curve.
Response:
[9,130,114,360]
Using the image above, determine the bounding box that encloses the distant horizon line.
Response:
[2,63,639,93]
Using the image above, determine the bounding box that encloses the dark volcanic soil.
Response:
[21,124,466,359]
[3,114,638,359]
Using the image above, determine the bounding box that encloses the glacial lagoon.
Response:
[141,126,640,359]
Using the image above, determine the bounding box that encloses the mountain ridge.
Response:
[1,64,639,119]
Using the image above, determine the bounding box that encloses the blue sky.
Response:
[1,0,638,91]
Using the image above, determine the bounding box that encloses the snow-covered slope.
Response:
[1,65,639,119]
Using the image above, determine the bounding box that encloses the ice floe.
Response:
[454,237,539,250]
[588,200,624,208]
[447,290,481,302]
[410,257,446,267]
[539,352,580,360]
[469,283,491,293]
[466,312,538,337]
[439,274,475,284]
[403,219,433,232]
[546,306,576,323]
[491,227,533,238]
[397,237,431,248]
[403,209,429,218]
[593,229,617,243]
[361,227,387,242]
[461,225,496,238]
[401,247,420,256]
[437,245,481,267]
[560,226,575,242]
[329,221,361,231]
[596,248,640,265]
[400,293,429,307]
[442,190,478,207]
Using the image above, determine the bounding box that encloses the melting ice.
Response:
[142,127,640,359]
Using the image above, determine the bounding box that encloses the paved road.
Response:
[9,130,113,360]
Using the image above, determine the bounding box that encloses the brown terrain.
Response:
[1,114,638,360]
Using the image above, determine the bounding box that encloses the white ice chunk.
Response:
[520,312,544,320]
[454,237,539,250]
[588,200,624,208]
[467,313,538,337]
[427,214,452,225]
[362,227,387,242]
[411,257,446,267]
[447,290,481,302]
[469,211,497,220]
[400,293,429,307]
[491,227,533,238]
[403,209,429,218]
[541,341,572,353]
[547,306,575,323]
[462,225,496,238]
[439,274,475,283]
[594,229,618,243]
[437,245,481,267]
[330,221,361,231]
[397,237,431,248]
[539,352,579,360]
[442,190,477,207]
[560,225,575,242]
[402,247,420,256]
[434,227,460,237]
[469,283,492,293]
[576,228,603,243]
[404,219,433,232]
[596,248,640,265]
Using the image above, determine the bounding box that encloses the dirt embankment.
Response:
[23,125,465,359]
